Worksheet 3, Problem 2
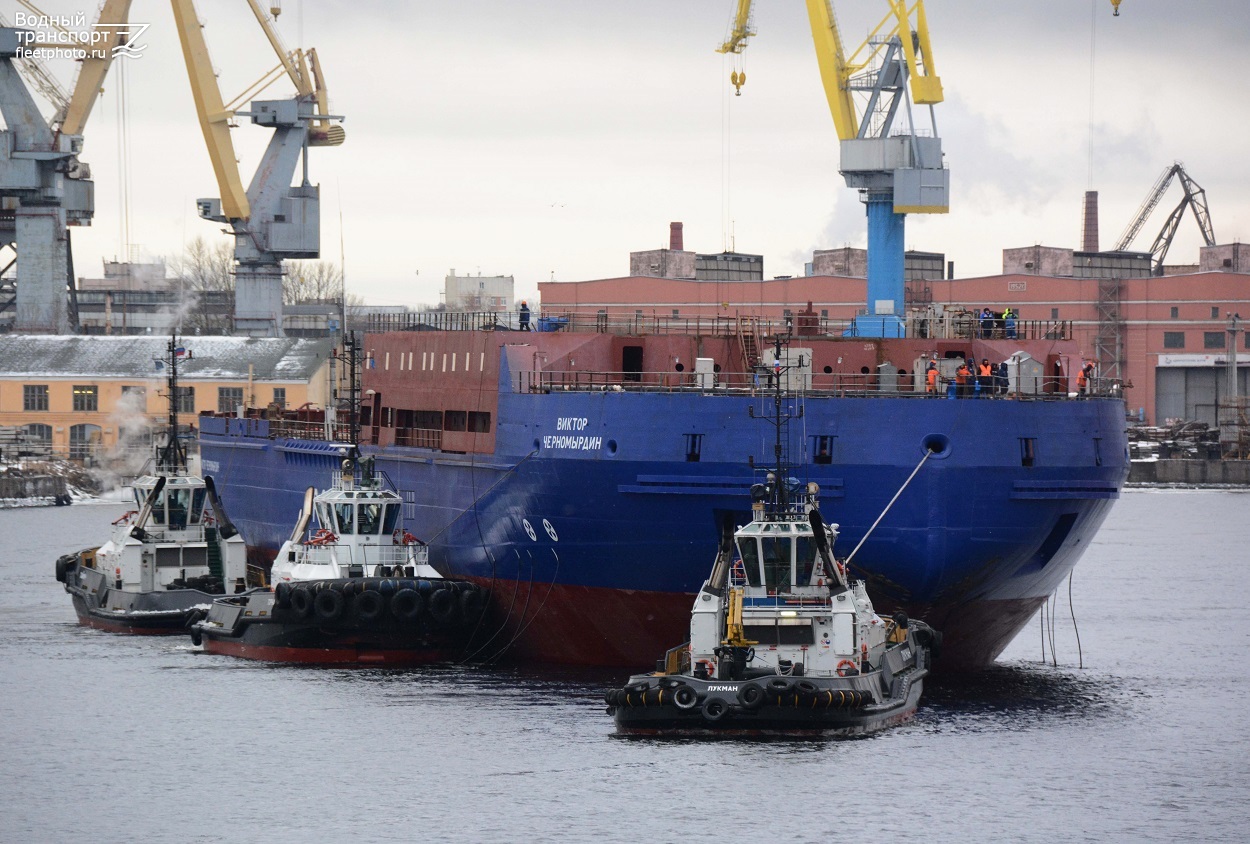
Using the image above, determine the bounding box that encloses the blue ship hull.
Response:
[201,387,1128,669]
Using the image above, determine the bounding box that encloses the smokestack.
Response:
[669,222,684,252]
[1082,191,1099,253]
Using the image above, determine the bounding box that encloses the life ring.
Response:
[289,586,314,619]
[314,588,344,621]
[737,682,765,710]
[428,589,458,625]
[700,697,729,722]
[390,588,423,621]
[695,659,716,679]
[354,589,386,623]
[672,685,699,710]
[836,659,858,677]
[307,529,337,546]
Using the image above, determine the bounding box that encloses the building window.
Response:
[69,423,102,460]
[176,387,195,414]
[23,385,48,412]
[272,388,286,409]
[1170,306,1178,319]
[1245,331,1249,350]
[1050,308,1059,320]
[218,387,243,414]
[444,410,467,432]
[120,385,146,410]
[821,309,829,318]
[672,309,680,318]
[72,385,98,412]
[1211,307,1220,319]
[24,423,52,445]
[467,411,491,433]
[1163,332,1185,349]
[1204,332,1226,349]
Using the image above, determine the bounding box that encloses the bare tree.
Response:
[284,260,344,305]
[167,237,235,334]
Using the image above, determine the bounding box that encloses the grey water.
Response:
[2,490,1248,843]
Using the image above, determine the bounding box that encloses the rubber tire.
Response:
[737,682,765,710]
[795,679,820,700]
[701,697,729,722]
[765,677,792,698]
[390,588,423,621]
[289,587,314,619]
[314,588,344,622]
[428,589,459,625]
[274,582,292,609]
[672,685,699,711]
[460,588,486,623]
[355,589,386,623]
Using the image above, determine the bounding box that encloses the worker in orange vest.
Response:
[1076,361,1094,395]
[926,362,938,394]
[978,359,994,397]
[955,361,971,398]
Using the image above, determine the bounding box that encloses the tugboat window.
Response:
[738,539,763,586]
[795,536,817,584]
[761,537,791,588]
[382,504,400,535]
[168,488,191,530]
[358,503,382,535]
[335,503,355,534]
[191,488,206,524]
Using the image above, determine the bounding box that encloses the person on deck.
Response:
[926,362,938,395]
[519,300,531,331]
[978,359,994,397]
[955,361,971,398]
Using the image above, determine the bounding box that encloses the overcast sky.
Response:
[14,0,1250,307]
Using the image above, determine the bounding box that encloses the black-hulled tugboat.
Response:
[190,453,489,664]
[191,336,488,664]
[55,336,251,633]
[607,336,938,735]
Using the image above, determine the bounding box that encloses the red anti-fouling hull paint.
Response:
[200,637,458,665]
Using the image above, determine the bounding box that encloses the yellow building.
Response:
[0,335,335,462]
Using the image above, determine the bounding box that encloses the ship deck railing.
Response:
[300,543,417,569]
[362,309,1072,343]
[514,369,1123,399]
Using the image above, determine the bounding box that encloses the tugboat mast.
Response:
[750,327,804,518]
[155,334,188,474]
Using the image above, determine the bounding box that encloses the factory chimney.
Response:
[1082,191,1099,253]
[669,222,684,252]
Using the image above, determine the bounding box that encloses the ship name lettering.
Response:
[541,435,602,451]
[707,685,738,692]
[556,417,588,431]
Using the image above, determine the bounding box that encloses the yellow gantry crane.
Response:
[171,0,344,336]
[720,0,948,337]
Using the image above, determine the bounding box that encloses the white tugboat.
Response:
[191,337,488,664]
[55,336,251,633]
[607,336,938,735]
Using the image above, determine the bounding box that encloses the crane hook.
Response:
[1111,0,1122,15]
[730,69,746,96]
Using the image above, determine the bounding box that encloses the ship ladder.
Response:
[205,526,224,580]
[736,315,762,372]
